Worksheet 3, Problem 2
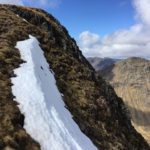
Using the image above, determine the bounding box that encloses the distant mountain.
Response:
[88,57,120,71]
[0,4,149,150]
[89,56,150,145]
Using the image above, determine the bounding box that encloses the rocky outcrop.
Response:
[0,5,149,150]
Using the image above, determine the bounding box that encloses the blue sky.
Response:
[1,0,150,59]
[47,0,135,39]
[20,0,135,39]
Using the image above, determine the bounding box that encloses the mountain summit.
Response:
[0,5,149,150]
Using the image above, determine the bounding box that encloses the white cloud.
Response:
[0,0,23,5]
[78,0,150,59]
[133,0,150,26]
[0,0,61,8]
[22,0,61,8]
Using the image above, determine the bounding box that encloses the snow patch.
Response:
[11,35,97,150]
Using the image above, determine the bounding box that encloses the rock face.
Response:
[89,57,150,145]
[0,5,149,150]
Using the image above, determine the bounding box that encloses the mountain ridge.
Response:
[87,57,120,71]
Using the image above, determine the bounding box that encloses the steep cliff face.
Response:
[89,57,150,145]
[0,5,149,150]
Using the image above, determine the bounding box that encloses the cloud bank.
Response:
[22,0,61,8]
[79,0,150,59]
[0,0,61,8]
[0,0,23,5]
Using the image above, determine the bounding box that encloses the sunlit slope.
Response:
[101,57,150,144]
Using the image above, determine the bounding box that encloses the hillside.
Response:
[0,4,149,150]
[89,57,150,145]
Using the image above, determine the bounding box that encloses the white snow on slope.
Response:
[11,35,97,150]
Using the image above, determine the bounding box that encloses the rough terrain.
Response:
[89,57,150,145]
